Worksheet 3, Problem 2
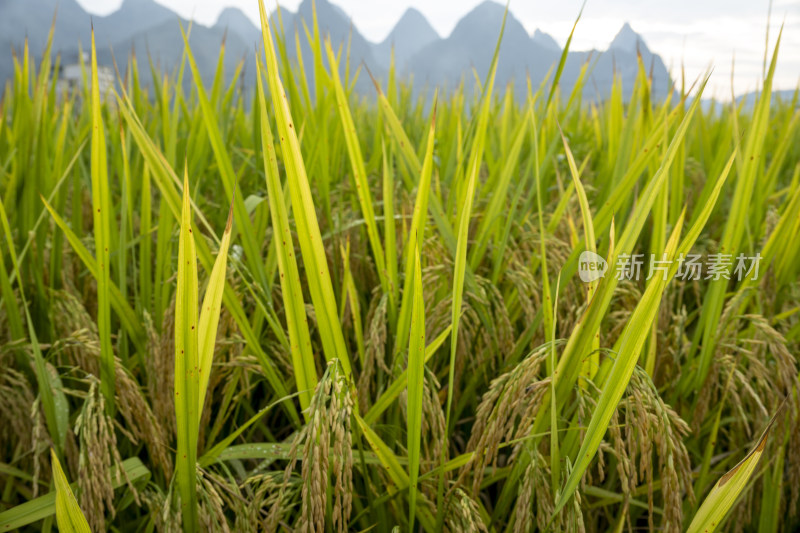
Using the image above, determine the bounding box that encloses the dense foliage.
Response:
[0,4,799,531]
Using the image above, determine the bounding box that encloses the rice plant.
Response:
[0,1,799,531]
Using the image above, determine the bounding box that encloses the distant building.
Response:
[54,51,114,101]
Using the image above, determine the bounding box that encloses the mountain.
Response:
[532,29,560,52]
[0,0,676,103]
[608,22,641,52]
[604,22,672,99]
[408,1,560,96]
[0,0,89,85]
[556,23,673,102]
[373,8,439,71]
[0,0,178,89]
[97,17,254,91]
[93,0,176,46]
[0,0,89,55]
[0,0,175,56]
[215,7,261,47]
[0,0,382,96]
[736,88,799,109]
[608,21,667,77]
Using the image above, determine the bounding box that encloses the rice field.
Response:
[0,2,799,531]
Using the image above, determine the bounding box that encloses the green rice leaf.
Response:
[406,240,426,531]
[394,109,436,359]
[174,171,200,533]
[178,24,269,292]
[554,145,736,516]
[90,27,115,413]
[258,0,351,376]
[0,458,149,530]
[0,200,67,452]
[325,39,389,308]
[256,57,317,414]
[363,326,451,424]
[354,414,436,532]
[39,196,146,349]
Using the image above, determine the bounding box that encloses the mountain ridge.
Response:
[373,8,439,71]
[0,0,673,101]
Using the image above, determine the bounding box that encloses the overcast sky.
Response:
[76,0,799,98]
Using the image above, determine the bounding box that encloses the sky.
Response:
[75,0,799,99]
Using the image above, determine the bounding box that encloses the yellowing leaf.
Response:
[50,449,90,533]
[197,193,235,417]
[687,411,779,533]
